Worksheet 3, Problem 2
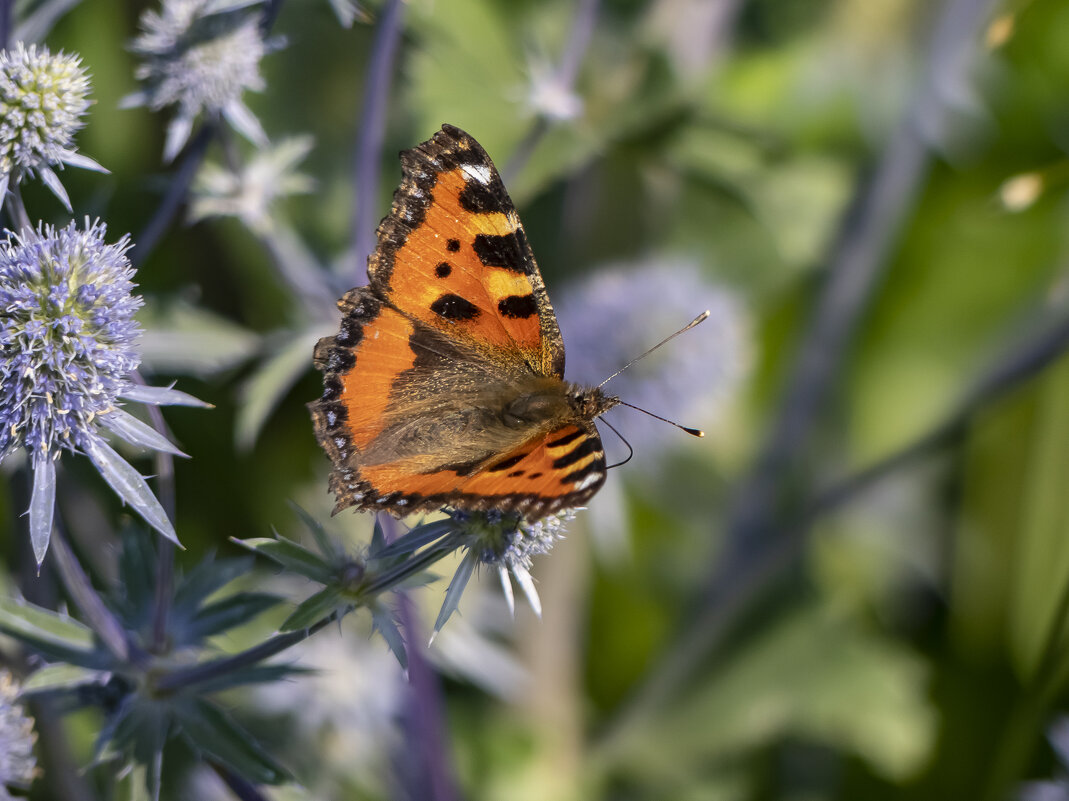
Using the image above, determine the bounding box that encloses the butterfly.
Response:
[310,124,619,521]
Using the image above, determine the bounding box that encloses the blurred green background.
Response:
[6,0,1069,798]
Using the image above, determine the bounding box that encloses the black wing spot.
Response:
[528,472,543,480]
[431,293,480,321]
[497,294,538,319]
[551,438,599,469]
[489,453,526,472]
[459,174,510,214]
[435,262,452,278]
[472,231,532,275]
[446,239,461,252]
[546,429,583,448]
[561,457,606,487]
[507,470,525,478]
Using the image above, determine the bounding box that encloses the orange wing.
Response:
[311,289,608,519]
[367,124,565,379]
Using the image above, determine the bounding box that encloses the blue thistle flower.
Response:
[433,509,571,637]
[0,220,204,565]
[124,0,274,162]
[0,42,107,211]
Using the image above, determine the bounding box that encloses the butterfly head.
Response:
[568,384,619,421]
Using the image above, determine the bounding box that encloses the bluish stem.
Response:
[0,0,12,48]
[398,594,459,801]
[133,123,215,267]
[350,0,405,284]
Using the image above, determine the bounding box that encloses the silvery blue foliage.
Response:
[434,509,572,634]
[124,0,274,162]
[0,42,107,211]
[0,220,200,563]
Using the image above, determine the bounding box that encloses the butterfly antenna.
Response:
[598,310,710,389]
[600,417,634,469]
[616,400,705,438]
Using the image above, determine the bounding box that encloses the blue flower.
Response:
[0,42,107,211]
[124,0,274,162]
[432,509,571,637]
[0,220,205,565]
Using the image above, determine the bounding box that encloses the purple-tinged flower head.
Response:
[0,671,36,797]
[0,220,207,565]
[0,42,107,211]
[0,221,140,463]
[555,259,749,466]
[125,0,273,162]
[433,509,572,637]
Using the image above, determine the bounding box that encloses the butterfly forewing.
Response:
[368,125,565,379]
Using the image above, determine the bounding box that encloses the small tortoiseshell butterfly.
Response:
[310,124,619,520]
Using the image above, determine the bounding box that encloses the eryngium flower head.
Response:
[434,509,571,636]
[0,220,200,564]
[0,671,36,798]
[0,221,141,462]
[125,0,272,162]
[0,42,106,211]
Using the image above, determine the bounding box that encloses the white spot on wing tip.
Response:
[575,472,601,491]
[462,163,492,185]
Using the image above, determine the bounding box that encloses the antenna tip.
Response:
[684,426,705,438]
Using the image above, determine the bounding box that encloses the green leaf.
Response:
[236,329,322,450]
[287,501,338,560]
[233,535,334,584]
[84,435,179,546]
[175,698,290,785]
[20,663,108,694]
[373,519,455,561]
[623,604,935,784]
[182,664,314,695]
[186,593,281,642]
[138,298,258,377]
[280,586,345,632]
[372,604,407,670]
[0,597,104,666]
[1009,355,1069,680]
[174,556,256,608]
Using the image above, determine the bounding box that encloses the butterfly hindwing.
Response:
[368,125,565,379]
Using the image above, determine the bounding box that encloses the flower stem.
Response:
[133,122,215,267]
[0,0,12,49]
